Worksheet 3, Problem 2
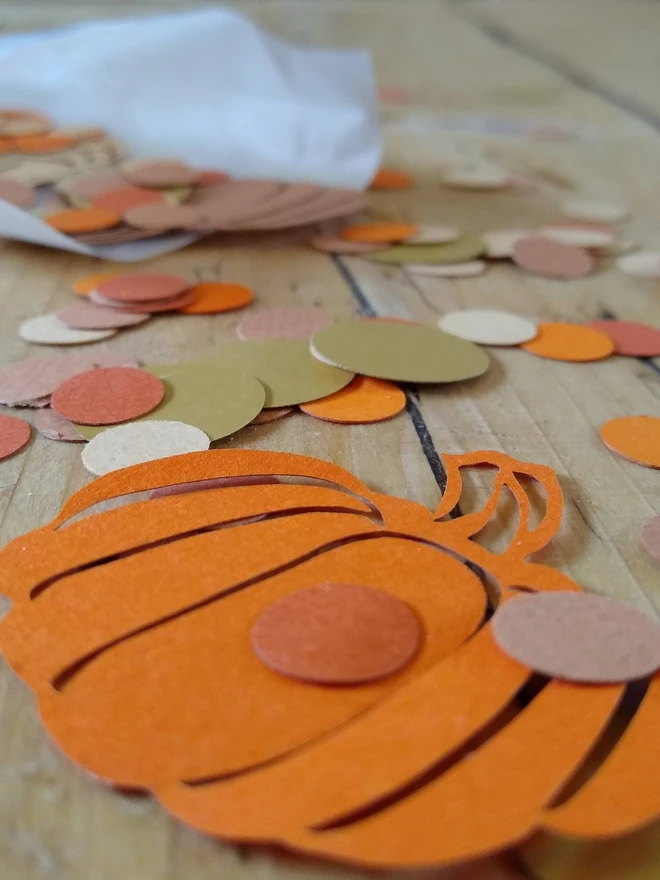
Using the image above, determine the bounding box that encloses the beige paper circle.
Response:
[493,592,660,683]
[75,361,265,442]
[483,229,530,259]
[616,251,660,278]
[539,226,615,248]
[368,235,485,266]
[81,420,210,476]
[19,315,116,346]
[311,320,489,384]
[407,225,461,245]
[438,310,537,346]
[560,199,629,223]
[442,166,510,190]
[193,340,354,408]
[406,261,487,278]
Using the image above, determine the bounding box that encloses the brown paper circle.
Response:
[493,592,660,683]
[95,274,190,304]
[0,414,31,460]
[251,582,422,684]
[123,203,202,231]
[56,304,150,330]
[51,367,165,426]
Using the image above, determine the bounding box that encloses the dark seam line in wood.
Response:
[463,17,660,134]
[331,255,453,496]
[600,309,660,377]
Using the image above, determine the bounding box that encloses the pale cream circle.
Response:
[405,261,487,278]
[539,226,615,248]
[443,166,510,190]
[407,225,461,245]
[19,315,116,346]
[559,199,629,223]
[438,309,537,346]
[616,251,660,278]
[483,229,530,259]
[81,420,210,475]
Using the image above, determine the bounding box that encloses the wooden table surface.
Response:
[0,1,659,878]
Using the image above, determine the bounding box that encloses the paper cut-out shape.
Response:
[600,416,660,468]
[0,449,658,868]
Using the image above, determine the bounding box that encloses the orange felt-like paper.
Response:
[0,449,658,869]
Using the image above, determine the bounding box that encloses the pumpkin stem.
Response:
[433,450,564,559]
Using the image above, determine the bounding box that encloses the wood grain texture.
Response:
[0,1,659,878]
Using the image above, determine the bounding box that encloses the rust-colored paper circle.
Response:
[95,274,190,304]
[123,203,202,231]
[512,236,594,279]
[369,169,414,190]
[310,237,381,255]
[251,582,422,685]
[67,173,128,201]
[599,416,660,468]
[122,161,200,188]
[91,289,196,315]
[250,406,294,425]
[0,179,35,209]
[641,513,660,565]
[177,283,253,314]
[0,414,31,461]
[521,323,614,362]
[92,187,164,213]
[587,320,660,357]
[34,408,84,443]
[340,222,417,244]
[493,592,660,683]
[189,181,283,227]
[237,308,332,340]
[196,170,230,186]
[72,273,121,296]
[51,367,165,426]
[45,208,121,234]
[300,376,406,424]
[56,304,150,330]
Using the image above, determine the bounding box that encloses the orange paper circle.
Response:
[599,416,660,468]
[300,376,406,424]
[45,208,121,234]
[369,169,414,191]
[251,582,422,684]
[521,323,614,362]
[0,414,31,461]
[340,222,417,244]
[51,367,165,426]
[13,134,75,153]
[177,282,253,314]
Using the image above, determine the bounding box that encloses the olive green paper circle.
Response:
[192,339,355,407]
[311,320,490,384]
[75,362,265,441]
[367,234,485,265]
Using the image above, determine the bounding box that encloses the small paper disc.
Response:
[237,308,333,340]
[300,376,406,423]
[0,414,31,460]
[512,236,594,280]
[587,320,660,357]
[521,323,614,362]
[439,310,538,346]
[600,416,660,468]
[51,367,165,426]
[81,420,210,475]
[19,315,116,346]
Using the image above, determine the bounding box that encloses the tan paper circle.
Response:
[559,198,629,223]
[442,166,510,190]
[236,308,334,341]
[123,203,202,231]
[438,310,537,346]
[406,261,487,278]
[512,236,594,280]
[56,304,150,330]
[539,226,615,248]
[75,361,265,442]
[311,320,489,384]
[193,339,354,408]
[368,235,485,266]
[493,592,660,683]
[81,420,210,476]
[310,237,381,255]
[19,315,116,346]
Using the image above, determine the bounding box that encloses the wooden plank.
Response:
[0,2,658,879]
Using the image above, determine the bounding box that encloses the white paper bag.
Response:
[0,8,381,260]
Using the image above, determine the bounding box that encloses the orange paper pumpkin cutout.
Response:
[0,449,658,869]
